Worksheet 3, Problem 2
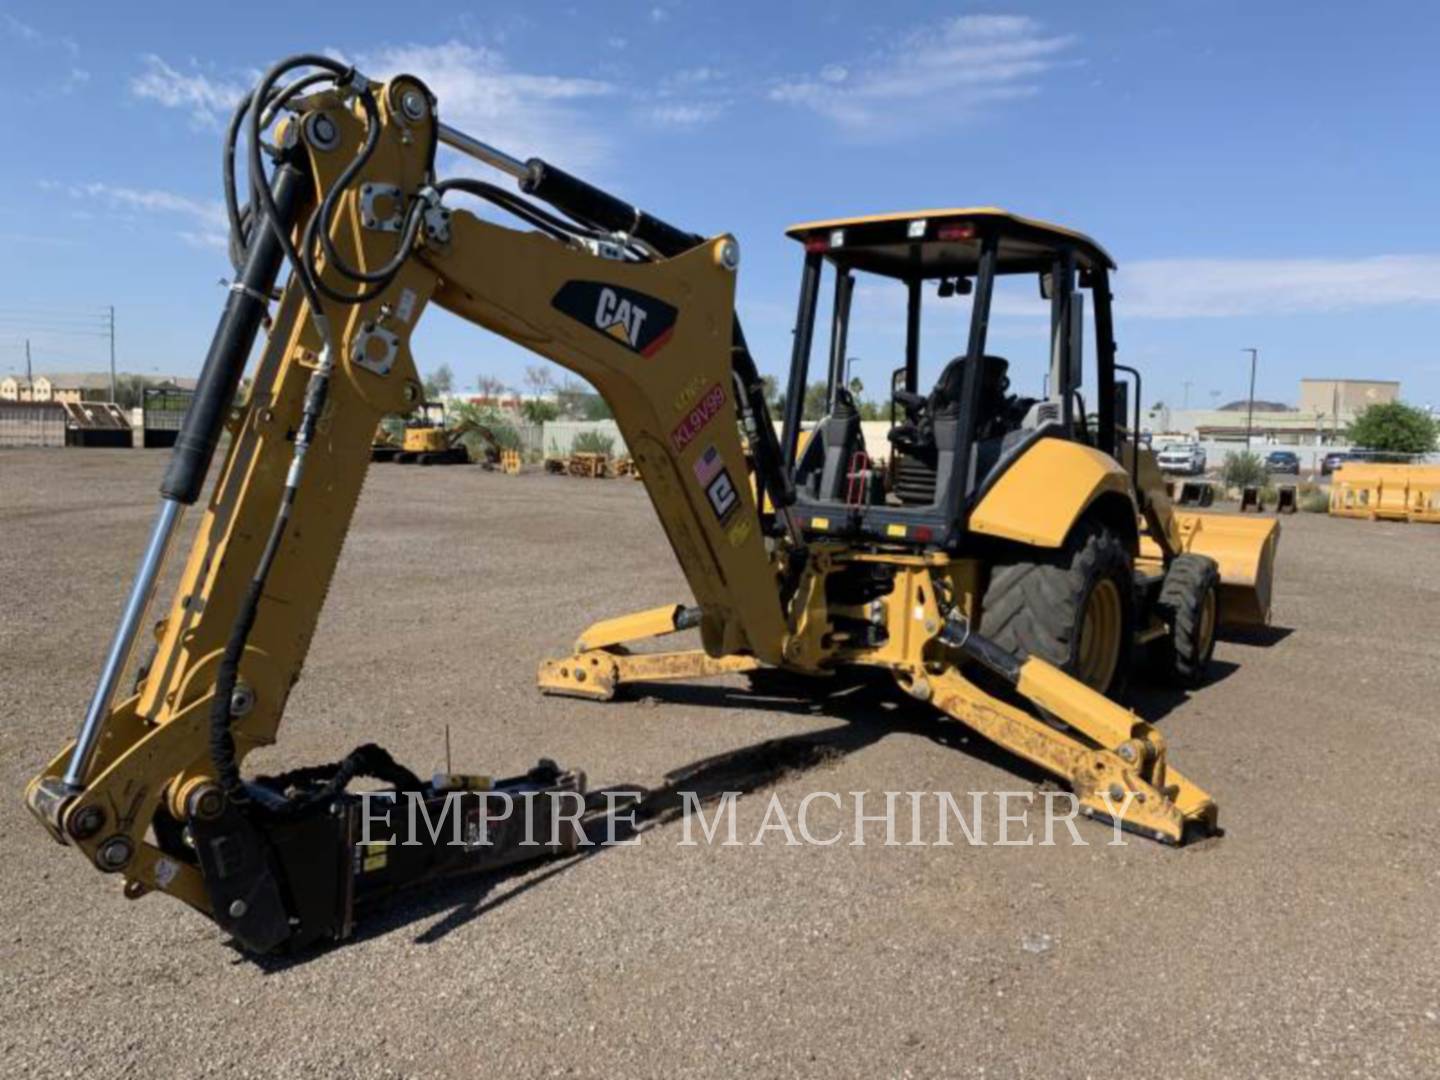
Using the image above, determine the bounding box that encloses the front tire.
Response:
[1155,554,1220,687]
[979,519,1136,699]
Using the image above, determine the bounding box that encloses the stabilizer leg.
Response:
[935,614,1218,844]
[538,602,758,700]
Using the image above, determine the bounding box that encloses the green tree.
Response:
[521,398,560,424]
[1221,450,1266,489]
[572,430,615,455]
[760,374,779,409]
[1345,401,1438,455]
[448,399,520,456]
[802,381,829,421]
[423,363,454,400]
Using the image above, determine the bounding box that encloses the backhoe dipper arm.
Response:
[25,61,794,948]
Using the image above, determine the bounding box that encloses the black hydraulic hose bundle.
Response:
[202,53,801,810]
[208,55,436,809]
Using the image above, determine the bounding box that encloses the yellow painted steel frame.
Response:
[29,71,1221,921]
[26,79,790,909]
[1132,444,1279,628]
[546,549,1216,842]
[969,439,1135,548]
[1330,463,1440,523]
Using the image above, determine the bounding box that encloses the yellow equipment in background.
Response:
[26,55,1281,955]
[393,401,469,465]
[1330,462,1440,523]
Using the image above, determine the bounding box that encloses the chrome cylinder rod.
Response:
[436,123,528,180]
[62,497,185,790]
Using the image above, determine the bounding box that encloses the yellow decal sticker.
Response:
[362,845,388,873]
[886,524,907,538]
[811,517,830,530]
[727,517,753,547]
[672,374,707,414]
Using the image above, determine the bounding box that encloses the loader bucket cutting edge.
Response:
[1171,510,1279,627]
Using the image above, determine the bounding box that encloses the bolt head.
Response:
[718,239,740,270]
[229,683,255,718]
[228,899,248,919]
[1117,744,1136,763]
[95,835,134,873]
[400,88,428,121]
[1107,783,1126,803]
[69,804,105,840]
[188,785,225,822]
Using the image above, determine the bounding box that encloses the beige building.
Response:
[1298,379,1400,418]
[0,375,84,403]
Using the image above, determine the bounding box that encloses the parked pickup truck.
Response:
[1156,442,1207,475]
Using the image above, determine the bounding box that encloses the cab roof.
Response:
[784,207,1115,279]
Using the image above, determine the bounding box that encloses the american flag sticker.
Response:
[693,444,724,486]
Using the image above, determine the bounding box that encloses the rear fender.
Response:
[970,438,1136,550]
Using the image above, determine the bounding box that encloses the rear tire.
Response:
[979,520,1136,699]
[1155,554,1220,687]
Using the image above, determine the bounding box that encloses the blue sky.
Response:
[2,1,1438,413]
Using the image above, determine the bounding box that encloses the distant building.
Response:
[1158,377,1402,447]
[1298,379,1400,417]
[0,375,80,403]
[0,372,196,405]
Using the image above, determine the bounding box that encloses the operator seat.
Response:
[889,355,1012,506]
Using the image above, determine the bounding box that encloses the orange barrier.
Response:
[1329,463,1440,524]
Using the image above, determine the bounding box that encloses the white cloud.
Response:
[46,181,228,249]
[645,102,726,128]
[1122,255,1440,318]
[843,254,1440,324]
[129,55,248,128]
[770,14,1076,137]
[3,13,79,56]
[345,41,616,170]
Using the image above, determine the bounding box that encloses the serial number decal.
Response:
[670,383,726,452]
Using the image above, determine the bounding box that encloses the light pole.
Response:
[108,305,117,404]
[1242,348,1259,449]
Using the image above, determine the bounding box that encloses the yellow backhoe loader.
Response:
[26,54,1277,955]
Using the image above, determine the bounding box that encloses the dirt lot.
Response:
[2,448,1438,1079]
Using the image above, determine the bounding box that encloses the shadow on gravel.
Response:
[242,668,1069,966]
[1128,659,1240,723]
[242,657,1247,967]
[1218,623,1294,648]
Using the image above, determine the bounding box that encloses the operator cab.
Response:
[779,208,1133,550]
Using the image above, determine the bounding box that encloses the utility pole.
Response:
[25,338,33,396]
[108,305,117,404]
[1242,348,1259,449]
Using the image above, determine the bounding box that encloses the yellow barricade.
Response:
[1329,463,1440,523]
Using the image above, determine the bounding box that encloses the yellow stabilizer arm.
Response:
[936,613,1217,844]
[539,603,759,700]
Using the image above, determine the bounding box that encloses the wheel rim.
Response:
[1077,579,1123,691]
[1197,587,1217,660]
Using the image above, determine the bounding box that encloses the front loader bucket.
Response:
[1172,510,1279,627]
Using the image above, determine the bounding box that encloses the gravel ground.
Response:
[2,448,1438,1079]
